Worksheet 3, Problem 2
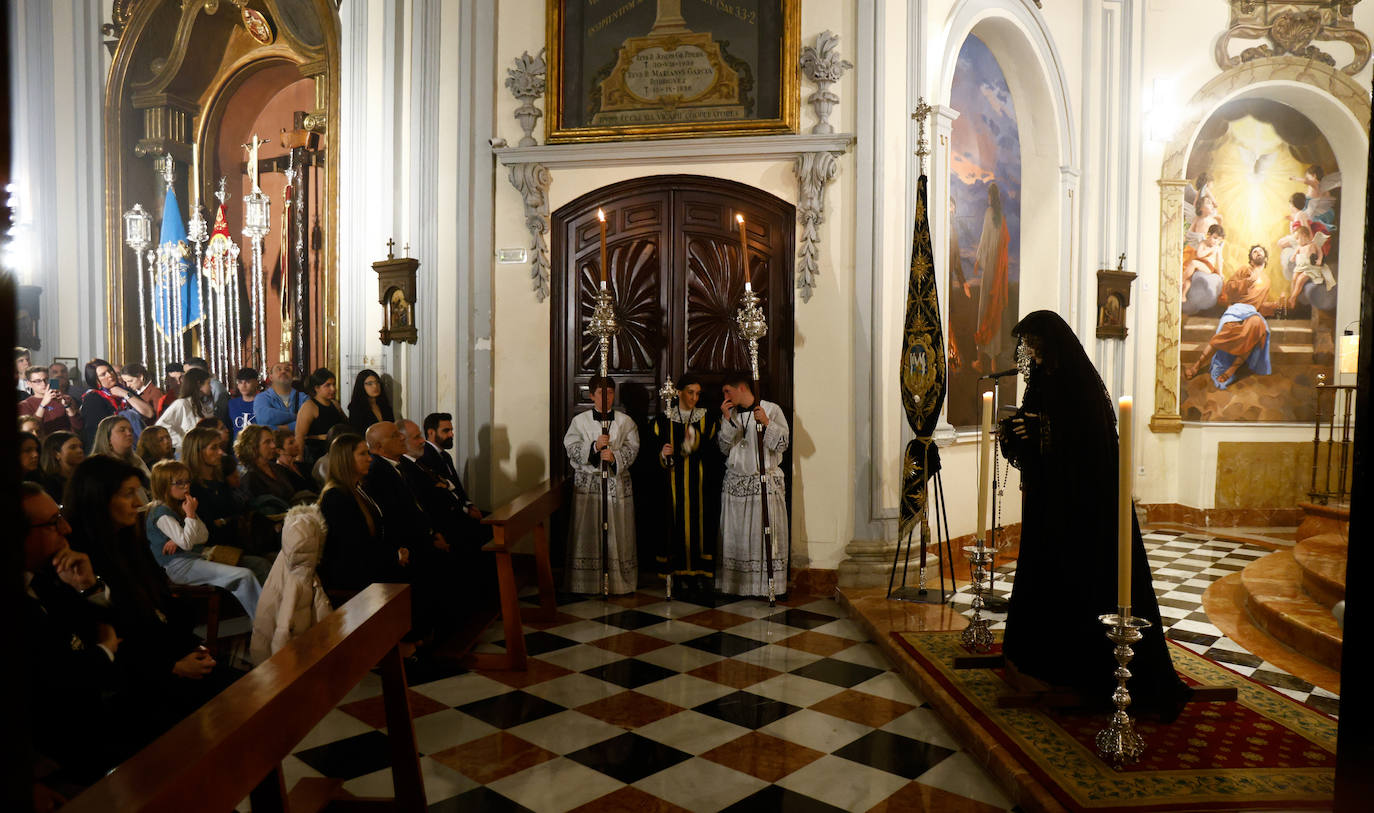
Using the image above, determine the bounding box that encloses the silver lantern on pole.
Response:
[242,135,271,371]
[123,203,153,370]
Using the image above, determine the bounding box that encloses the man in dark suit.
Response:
[420,412,481,518]
[364,422,457,635]
[20,483,130,792]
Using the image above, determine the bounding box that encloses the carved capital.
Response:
[793,151,840,303]
[508,162,552,301]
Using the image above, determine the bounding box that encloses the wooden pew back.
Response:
[64,583,420,813]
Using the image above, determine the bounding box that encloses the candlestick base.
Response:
[959,540,995,653]
[1094,610,1150,769]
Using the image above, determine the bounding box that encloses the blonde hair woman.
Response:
[92,414,150,499]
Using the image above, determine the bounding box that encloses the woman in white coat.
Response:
[250,503,332,664]
[156,367,215,450]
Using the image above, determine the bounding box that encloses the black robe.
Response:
[998,310,1190,720]
[649,409,720,579]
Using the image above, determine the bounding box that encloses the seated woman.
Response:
[91,415,151,501]
[317,434,432,645]
[137,424,175,470]
[274,428,316,494]
[998,311,1190,721]
[63,456,238,749]
[346,368,394,433]
[78,359,153,450]
[236,425,300,505]
[181,426,266,572]
[295,368,347,464]
[19,414,43,437]
[19,431,42,485]
[317,434,410,594]
[147,460,267,619]
[39,430,84,501]
[156,368,215,451]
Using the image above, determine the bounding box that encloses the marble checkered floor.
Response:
[261,590,1017,812]
[950,529,1341,716]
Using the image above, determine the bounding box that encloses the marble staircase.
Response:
[1238,503,1347,671]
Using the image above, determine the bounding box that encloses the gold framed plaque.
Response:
[546,0,800,143]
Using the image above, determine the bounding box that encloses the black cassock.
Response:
[649,408,720,580]
[998,311,1191,721]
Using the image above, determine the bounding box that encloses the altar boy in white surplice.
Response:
[716,373,789,598]
[563,376,640,594]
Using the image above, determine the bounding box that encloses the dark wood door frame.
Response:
[549,174,796,478]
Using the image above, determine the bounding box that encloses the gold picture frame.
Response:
[545,0,800,143]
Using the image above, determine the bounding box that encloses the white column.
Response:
[930,104,959,437]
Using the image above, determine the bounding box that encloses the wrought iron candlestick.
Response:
[959,539,994,652]
[585,282,620,597]
[735,285,776,605]
[1095,608,1150,768]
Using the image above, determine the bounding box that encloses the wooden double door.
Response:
[550,175,796,463]
[550,175,795,571]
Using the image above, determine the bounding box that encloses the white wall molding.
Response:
[494,133,854,170]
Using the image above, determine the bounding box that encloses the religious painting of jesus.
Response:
[1179,98,1340,422]
[945,35,1022,427]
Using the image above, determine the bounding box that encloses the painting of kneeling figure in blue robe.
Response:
[1179,98,1340,423]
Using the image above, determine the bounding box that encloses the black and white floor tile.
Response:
[246,591,1018,812]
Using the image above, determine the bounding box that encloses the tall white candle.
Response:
[1118,396,1133,609]
[597,208,607,284]
[977,391,993,542]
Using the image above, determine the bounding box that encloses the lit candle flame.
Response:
[598,209,606,222]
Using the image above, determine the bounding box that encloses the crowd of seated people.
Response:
[18,349,499,800]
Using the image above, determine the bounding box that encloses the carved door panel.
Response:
[552,175,795,470]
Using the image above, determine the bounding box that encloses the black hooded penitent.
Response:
[998,310,1190,720]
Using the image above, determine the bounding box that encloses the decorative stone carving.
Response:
[798,31,852,135]
[509,162,552,301]
[1217,1,1369,75]
[505,48,547,147]
[793,150,839,302]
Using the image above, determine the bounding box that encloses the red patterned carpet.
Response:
[890,631,1336,811]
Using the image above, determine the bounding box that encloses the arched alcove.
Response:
[1149,58,1369,432]
[933,1,1077,427]
[102,0,341,378]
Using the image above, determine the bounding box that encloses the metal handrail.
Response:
[1310,376,1356,506]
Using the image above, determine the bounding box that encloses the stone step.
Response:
[1240,550,1342,671]
[1181,321,1315,345]
[1297,502,1349,542]
[1179,341,1316,364]
[1293,534,1346,609]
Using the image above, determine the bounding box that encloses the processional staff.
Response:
[586,208,622,596]
[657,377,680,601]
[734,213,777,606]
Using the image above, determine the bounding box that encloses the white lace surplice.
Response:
[563,410,640,594]
[716,400,789,597]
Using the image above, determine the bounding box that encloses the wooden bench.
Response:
[472,478,564,671]
[64,583,425,813]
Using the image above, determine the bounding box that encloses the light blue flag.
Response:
[153,184,202,339]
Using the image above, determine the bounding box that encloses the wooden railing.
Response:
[473,478,564,670]
[64,583,424,813]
